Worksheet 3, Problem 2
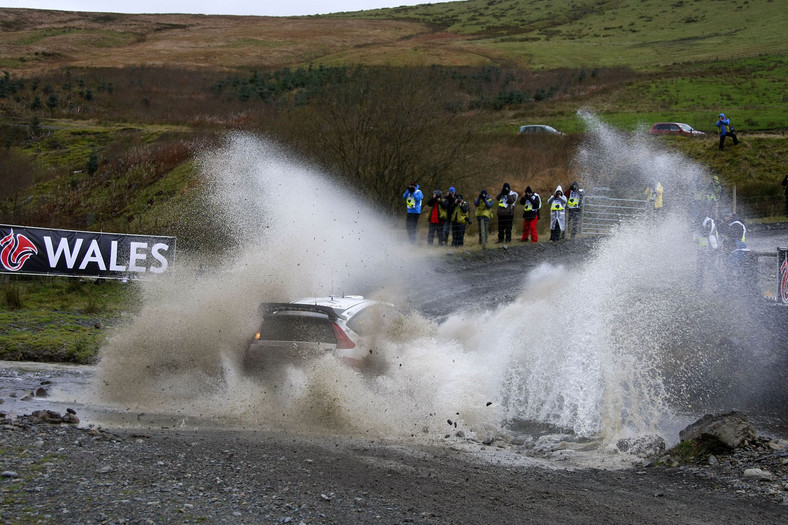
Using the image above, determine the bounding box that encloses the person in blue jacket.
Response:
[715,113,739,151]
[403,182,423,243]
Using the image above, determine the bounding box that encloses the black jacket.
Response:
[519,193,541,220]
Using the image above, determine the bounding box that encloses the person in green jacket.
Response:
[474,189,494,248]
[451,194,470,247]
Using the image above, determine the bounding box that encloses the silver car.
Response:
[243,295,400,373]
[518,124,565,135]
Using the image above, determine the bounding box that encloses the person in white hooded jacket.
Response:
[547,185,567,241]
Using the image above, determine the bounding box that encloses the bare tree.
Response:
[288,67,474,212]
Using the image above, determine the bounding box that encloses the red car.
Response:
[649,122,706,136]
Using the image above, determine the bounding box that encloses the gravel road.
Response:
[2,413,787,524]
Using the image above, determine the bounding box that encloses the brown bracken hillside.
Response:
[0,8,498,74]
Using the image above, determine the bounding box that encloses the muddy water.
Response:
[3,124,787,470]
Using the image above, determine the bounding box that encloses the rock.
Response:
[2,471,19,478]
[35,387,48,397]
[31,410,64,424]
[678,411,756,450]
[62,413,80,425]
[743,468,774,481]
[616,435,666,458]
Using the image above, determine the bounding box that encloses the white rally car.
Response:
[243,295,400,373]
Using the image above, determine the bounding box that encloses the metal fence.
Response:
[580,195,650,235]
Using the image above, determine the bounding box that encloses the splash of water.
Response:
[94,133,504,439]
[94,125,785,448]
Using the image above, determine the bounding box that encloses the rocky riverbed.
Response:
[1,409,787,524]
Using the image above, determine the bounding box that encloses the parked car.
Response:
[648,122,706,136]
[243,295,400,373]
[518,124,565,135]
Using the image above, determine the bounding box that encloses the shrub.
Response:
[3,284,23,309]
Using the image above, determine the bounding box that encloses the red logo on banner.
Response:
[0,229,38,272]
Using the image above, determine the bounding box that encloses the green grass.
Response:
[350,0,788,69]
[0,277,141,363]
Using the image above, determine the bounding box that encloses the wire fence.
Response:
[580,195,650,235]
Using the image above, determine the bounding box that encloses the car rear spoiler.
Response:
[257,302,340,321]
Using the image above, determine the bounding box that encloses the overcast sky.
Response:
[0,1,452,17]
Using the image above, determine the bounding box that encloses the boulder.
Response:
[679,411,756,449]
[743,468,774,481]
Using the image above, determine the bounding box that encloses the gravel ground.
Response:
[2,234,788,524]
[1,412,787,524]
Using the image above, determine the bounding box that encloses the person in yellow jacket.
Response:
[645,180,664,219]
[450,194,471,247]
[474,189,495,248]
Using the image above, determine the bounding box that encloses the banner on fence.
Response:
[780,248,788,305]
[0,224,175,279]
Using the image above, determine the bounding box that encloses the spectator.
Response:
[547,185,567,241]
[402,182,423,243]
[782,174,788,217]
[474,189,494,249]
[704,175,723,218]
[426,190,446,246]
[565,181,584,238]
[442,187,458,246]
[718,211,755,292]
[450,194,470,247]
[519,186,541,243]
[495,182,518,244]
[694,216,720,290]
[715,113,739,151]
[644,180,664,219]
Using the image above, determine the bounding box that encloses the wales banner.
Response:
[1,224,175,279]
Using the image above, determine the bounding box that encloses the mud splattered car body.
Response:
[243,296,399,372]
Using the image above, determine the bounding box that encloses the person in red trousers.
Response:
[519,186,541,243]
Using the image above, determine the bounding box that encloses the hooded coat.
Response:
[715,113,733,136]
[547,185,567,231]
[403,184,423,214]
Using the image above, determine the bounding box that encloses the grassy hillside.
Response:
[1,3,787,363]
[348,0,787,69]
[2,1,786,72]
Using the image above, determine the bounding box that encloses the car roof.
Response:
[652,122,692,126]
[258,295,387,321]
[293,295,370,310]
[293,295,384,319]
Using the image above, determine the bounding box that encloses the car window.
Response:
[670,124,680,131]
[258,313,336,343]
[655,124,669,130]
[346,305,401,337]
